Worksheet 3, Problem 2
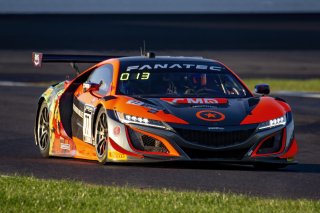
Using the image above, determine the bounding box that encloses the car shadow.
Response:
[46,155,320,174]
[107,161,320,174]
[284,163,320,174]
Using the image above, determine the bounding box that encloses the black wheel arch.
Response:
[92,104,104,138]
[34,97,46,146]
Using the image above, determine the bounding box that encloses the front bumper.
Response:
[106,111,297,165]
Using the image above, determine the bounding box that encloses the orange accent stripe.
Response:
[241,97,286,125]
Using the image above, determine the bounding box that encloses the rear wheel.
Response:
[94,108,109,164]
[36,101,50,157]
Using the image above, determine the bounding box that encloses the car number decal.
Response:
[83,105,94,143]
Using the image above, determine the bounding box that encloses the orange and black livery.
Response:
[33,52,298,168]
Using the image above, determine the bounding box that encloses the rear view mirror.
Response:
[254,84,270,95]
[83,82,100,93]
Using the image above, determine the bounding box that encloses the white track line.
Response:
[0,81,320,99]
[273,91,320,99]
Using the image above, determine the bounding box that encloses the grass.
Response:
[243,78,320,92]
[0,175,319,213]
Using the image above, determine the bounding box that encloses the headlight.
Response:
[258,115,286,130]
[116,111,171,130]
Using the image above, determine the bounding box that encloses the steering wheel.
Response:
[184,88,196,95]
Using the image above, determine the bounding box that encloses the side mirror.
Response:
[83,82,100,93]
[254,84,270,95]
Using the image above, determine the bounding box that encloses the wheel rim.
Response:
[38,106,49,150]
[96,112,108,157]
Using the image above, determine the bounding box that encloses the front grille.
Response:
[174,128,255,148]
[128,128,169,153]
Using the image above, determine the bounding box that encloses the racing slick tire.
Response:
[36,101,50,157]
[94,107,109,164]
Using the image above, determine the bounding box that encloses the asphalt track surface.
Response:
[0,85,319,200]
[0,14,320,199]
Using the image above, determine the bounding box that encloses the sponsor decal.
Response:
[60,143,70,150]
[127,99,144,106]
[196,110,225,122]
[113,126,121,136]
[161,98,228,104]
[192,105,216,108]
[126,64,222,72]
[108,150,127,161]
[208,127,225,131]
[32,52,43,67]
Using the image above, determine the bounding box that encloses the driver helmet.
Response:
[190,73,207,88]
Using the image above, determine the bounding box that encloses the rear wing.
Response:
[32,52,123,67]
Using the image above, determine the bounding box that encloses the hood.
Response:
[152,98,252,126]
[113,96,288,127]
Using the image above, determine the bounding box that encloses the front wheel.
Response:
[36,101,50,157]
[94,108,109,164]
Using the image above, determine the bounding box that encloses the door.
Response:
[71,64,114,144]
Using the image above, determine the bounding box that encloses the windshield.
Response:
[117,61,250,98]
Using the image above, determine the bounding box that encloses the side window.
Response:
[87,64,113,95]
[221,75,246,96]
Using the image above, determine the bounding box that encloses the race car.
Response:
[33,52,298,168]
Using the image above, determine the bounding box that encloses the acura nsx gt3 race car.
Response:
[33,52,298,168]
